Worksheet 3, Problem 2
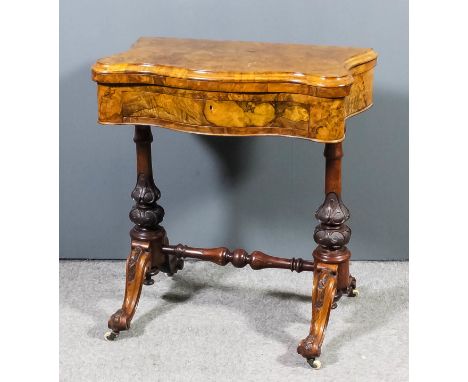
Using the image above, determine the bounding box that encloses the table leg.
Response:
[105,125,182,340]
[297,142,357,368]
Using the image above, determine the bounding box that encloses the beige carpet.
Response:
[60,260,408,381]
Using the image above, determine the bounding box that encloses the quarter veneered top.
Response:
[92,37,377,97]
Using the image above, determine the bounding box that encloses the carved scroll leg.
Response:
[105,240,152,340]
[297,263,338,367]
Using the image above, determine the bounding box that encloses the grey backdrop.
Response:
[60,0,408,260]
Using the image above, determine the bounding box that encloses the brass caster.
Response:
[350,289,360,297]
[104,330,119,341]
[307,358,321,369]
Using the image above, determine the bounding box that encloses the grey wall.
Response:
[60,0,408,260]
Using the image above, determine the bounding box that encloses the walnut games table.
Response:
[91,37,377,369]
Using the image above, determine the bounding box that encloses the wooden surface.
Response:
[324,143,343,195]
[92,37,377,142]
[92,37,376,95]
[295,141,357,362]
[108,241,152,332]
[162,244,315,273]
[297,262,338,360]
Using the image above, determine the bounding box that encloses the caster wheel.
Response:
[144,270,157,285]
[331,302,338,309]
[143,277,154,286]
[350,289,360,297]
[307,358,321,369]
[104,330,119,341]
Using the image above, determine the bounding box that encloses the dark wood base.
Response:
[105,126,358,369]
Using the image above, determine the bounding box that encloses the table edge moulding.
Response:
[91,36,378,370]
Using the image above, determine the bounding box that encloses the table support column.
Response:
[297,142,358,368]
[105,125,183,340]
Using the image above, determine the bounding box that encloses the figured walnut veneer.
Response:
[92,37,377,142]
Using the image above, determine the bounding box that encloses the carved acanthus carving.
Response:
[129,173,164,229]
[315,192,349,224]
[127,245,146,282]
[313,192,351,249]
[315,271,330,308]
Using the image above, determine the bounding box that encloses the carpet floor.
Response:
[59,260,408,382]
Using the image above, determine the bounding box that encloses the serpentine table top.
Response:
[92,37,377,143]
